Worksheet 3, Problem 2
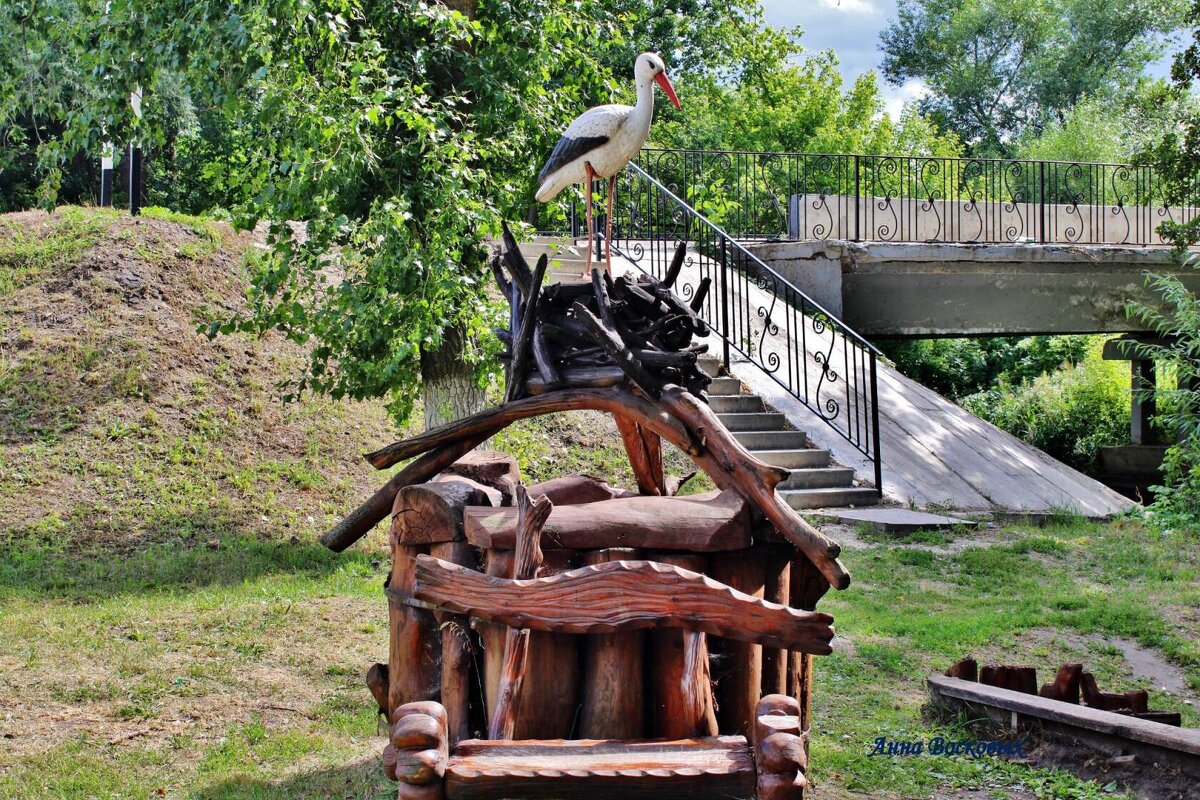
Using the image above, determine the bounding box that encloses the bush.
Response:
[961,344,1130,473]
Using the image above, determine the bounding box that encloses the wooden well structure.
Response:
[321,229,851,799]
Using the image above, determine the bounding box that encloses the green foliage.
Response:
[961,343,1130,472]
[881,0,1189,153]
[880,335,1092,400]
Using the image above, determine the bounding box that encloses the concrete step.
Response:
[698,356,723,378]
[707,395,765,413]
[779,487,880,510]
[708,377,742,395]
[734,430,809,450]
[753,449,833,469]
[718,412,789,432]
[779,467,856,490]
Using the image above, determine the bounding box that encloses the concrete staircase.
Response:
[523,236,880,511]
[698,357,879,510]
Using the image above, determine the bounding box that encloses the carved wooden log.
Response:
[489,486,552,740]
[322,432,489,552]
[754,695,807,800]
[1080,672,1149,713]
[762,544,792,697]
[391,701,449,800]
[524,474,635,506]
[979,664,1037,696]
[444,736,756,800]
[414,556,835,653]
[614,414,666,495]
[647,552,718,739]
[388,543,440,716]
[430,542,477,745]
[945,657,979,682]
[464,489,751,552]
[580,548,645,740]
[442,449,522,498]
[1039,663,1082,703]
[366,662,389,718]
[710,545,768,737]
[393,481,493,545]
[430,473,502,507]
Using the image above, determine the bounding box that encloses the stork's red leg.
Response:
[583,162,596,277]
[605,175,615,275]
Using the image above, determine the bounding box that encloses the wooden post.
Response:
[430,541,477,745]
[479,549,514,717]
[754,694,807,800]
[388,542,440,716]
[489,486,552,739]
[580,548,645,739]
[788,553,830,757]
[647,552,719,739]
[762,543,792,697]
[614,414,666,495]
[710,544,767,737]
[390,701,449,800]
[512,548,582,740]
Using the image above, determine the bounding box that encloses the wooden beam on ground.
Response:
[413,557,835,653]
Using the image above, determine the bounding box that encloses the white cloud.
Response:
[814,0,880,14]
[884,79,930,122]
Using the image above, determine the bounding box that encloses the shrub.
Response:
[961,344,1129,473]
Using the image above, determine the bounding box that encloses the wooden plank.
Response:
[927,674,1200,755]
[463,490,752,552]
[445,736,755,800]
[413,556,834,653]
[580,548,645,740]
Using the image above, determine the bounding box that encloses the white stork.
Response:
[535,52,681,275]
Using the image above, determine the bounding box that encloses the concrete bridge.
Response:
[746,239,1200,338]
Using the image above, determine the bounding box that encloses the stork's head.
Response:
[636,52,681,110]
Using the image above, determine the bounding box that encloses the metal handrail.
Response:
[600,162,883,492]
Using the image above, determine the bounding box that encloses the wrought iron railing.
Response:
[616,149,1200,246]
[597,162,883,491]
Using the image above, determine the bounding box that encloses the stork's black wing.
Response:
[537,135,610,184]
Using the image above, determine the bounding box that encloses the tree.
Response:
[880,0,1189,153]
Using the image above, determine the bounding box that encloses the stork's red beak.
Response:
[655,72,681,110]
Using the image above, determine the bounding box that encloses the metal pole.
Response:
[99,145,114,207]
[1039,161,1046,243]
[128,143,143,216]
[870,351,882,496]
[720,236,730,371]
[853,155,861,242]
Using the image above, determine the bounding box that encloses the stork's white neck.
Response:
[629,73,656,137]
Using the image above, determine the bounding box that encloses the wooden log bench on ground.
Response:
[462,489,752,551]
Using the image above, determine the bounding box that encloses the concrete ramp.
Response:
[733,354,1136,516]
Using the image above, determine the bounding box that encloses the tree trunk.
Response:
[421,324,487,430]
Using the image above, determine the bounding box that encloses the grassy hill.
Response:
[1,208,1197,800]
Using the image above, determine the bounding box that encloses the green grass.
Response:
[0,206,118,298]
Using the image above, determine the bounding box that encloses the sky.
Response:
[760,0,1178,121]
